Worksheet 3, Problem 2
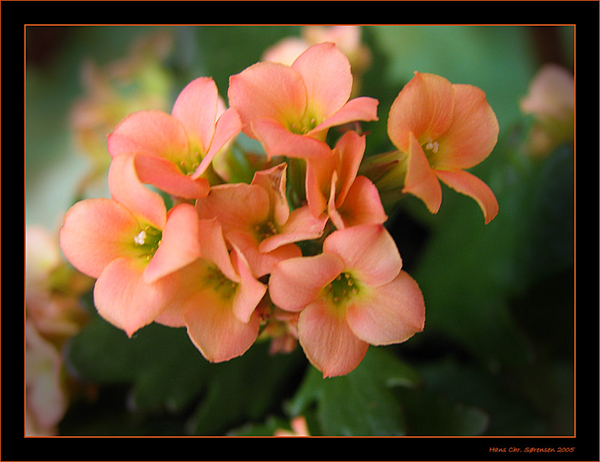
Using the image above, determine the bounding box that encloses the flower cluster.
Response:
[60,42,499,377]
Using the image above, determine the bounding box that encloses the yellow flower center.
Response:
[325,272,360,306]
[178,151,202,176]
[253,220,279,241]
[422,139,441,167]
[204,264,238,300]
[133,225,162,261]
[287,111,321,135]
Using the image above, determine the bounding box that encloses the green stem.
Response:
[286,157,307,210]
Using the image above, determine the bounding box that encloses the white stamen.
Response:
[134,230,147,245]
[426,141,439,154]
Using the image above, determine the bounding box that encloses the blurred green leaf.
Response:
[398,387,490,436]
[186,341,305,435]
[288,347,421,435]
[519,144,574,280]
[412,357,548,435]
[68,313,306,435]
[67,313,211,412]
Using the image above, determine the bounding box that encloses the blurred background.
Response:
[25,25,574,438]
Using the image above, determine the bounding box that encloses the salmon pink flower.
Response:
[196,163,328,277]
[228,42,378,160]
[305,130,387,229]
[108,77,242,198]
[26,320,67,435]
[26,227,91,343]
[520,64,574,157]
[387,72,499,224]
[59,154,203,336]
[269,224,425,377]
[156,218,267,363]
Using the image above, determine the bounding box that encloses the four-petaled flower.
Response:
[268,224,425,377]
[387,72,499,224]
[196,163,327,277]
[108,77,242,198]
[156,218,267,363]
[60,154,202,336]
[228,42,379,160]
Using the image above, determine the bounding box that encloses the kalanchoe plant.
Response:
[59,42,499,377]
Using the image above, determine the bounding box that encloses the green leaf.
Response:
[287,347,421,436]
[68,314,307,435]
[413,357,549,435]
[67,313,211,412]
[186,342,305,435]
[518,144,574,281]
[398,387,490,436]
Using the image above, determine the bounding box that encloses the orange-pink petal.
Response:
[297,298,368,378]
[143,204,202,283]
[93,257,178,337]
[133,153,211,199]
[346,271,425,345]
[171,77,219,155]
[250,163,290,226]
[291,42,352,118]
[107,110,189,163]
[229,229,302,278]
[183,285,261,363]
[387,72,455,152]
[323,224,401,287]
[305,154,338,218]
[230,247,268,323]
[269,253,345,312]
[196,218,239,283]
[308,96,379,136]
[108,153,167,229]
[433,84,499,170]
[403,132,442,214]
[192,107,242,180]
[330,175,387,229]
[259,206,328,253]
[250,118,331,159]
[435,169,499,224]
[154,305,186,328]
[59,198,138,279]
[196,183,270,234]
[228,61,307,137]
[332,130,366,207]
[305,130,365,218]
